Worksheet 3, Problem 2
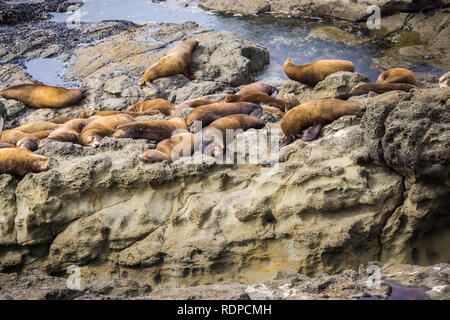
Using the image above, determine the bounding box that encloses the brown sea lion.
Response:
[223,93,298,112]
[79,114,136,148]
[39,117,99,148]
[174,99,218,113]
[139,132,200,163]
[335,83,417,100]
[0,130,39,151]
[138,39,199,91]
[439,71,450,88]
[113,117,187,141]
[0,148,49,176]
[14,121,61,134]
[50,117,76,124]
[127,99,175,115]
[31,130,53,140]
[376,68,422,87]
[237,82,278,97]
[0,84,88,108]
[202,114,266,156]
[78,109,160,118]
[185,102,262,131]
[280,99,366,147]
[284,59,355,87]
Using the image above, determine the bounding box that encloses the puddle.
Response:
[359,280,430,300]
[23,58,80,87]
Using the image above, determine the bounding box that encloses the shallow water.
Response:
[48,0,390,84]
[23,58,79,87]
[359,281,430,300]
[22,0,439,86]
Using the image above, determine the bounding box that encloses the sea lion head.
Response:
[78,110,96,118]
[284,58,294,67]
[85,134,102,148]
[17,137,38,151]
[33,155,50,173]
[345,101,366,117]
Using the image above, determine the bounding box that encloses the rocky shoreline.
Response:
[0,0,449,300]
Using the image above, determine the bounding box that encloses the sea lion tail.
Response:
[334,93,352,100]
[145,81,163,94]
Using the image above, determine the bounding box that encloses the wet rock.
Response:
[277,71,371,104]
[196,0,448,21]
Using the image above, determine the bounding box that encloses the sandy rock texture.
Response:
[0,262,448,300]
[0,86,448,288]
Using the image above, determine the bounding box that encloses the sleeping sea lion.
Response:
[0,130,39,151]
[202,114,266,157]
[39,117,99,148]
[334,83,417,100]
[376,68,422,87]
[138,39,199,91]
[174,99,218,113]
[0,84,88,108]
[139,132,200,163]
[280,99,366,147]
[185,102,262,131]
[0,148,49,176]
[127,99,175,115]
[237,82,278,97]
[284,59,355,87]
[223,93,298,112]
[113,117,187,141]
[79,114,136,148]
[78,109,160,118]
[13,121,61,134]
[50,118,76,124]
[31,130,53,140]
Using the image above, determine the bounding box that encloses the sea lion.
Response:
[237,82,278,97]
[223,93,298,112]
[79,114,136,148]
[127,99,175,115]
[0,148,49,176]
[284,59,355,87]
[138,39,199,91]
[280,99,366,147]
[78,109,160,118]
[174,99,218,113]
[39,117,98,148]
[335,83,417,100]
[202,114,266,156]
[0,143,15,149]
[113,117,187,141]
[439,71,450,88]
[0,130,39,151]
[13,121,61,134]
[31,130,53,140]
[50,117,76,124]
[185,102,262,131]
[0,84,88,108]
[139,132,200,163]
[376,68,421,87]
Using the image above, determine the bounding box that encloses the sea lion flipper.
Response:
[279,135,294,148]
[249,107,263,118]
[302,123,323,141]
[145,81,163,94]
[0,117,3,137]
[183,69,196,81]
[334,93,352,100]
